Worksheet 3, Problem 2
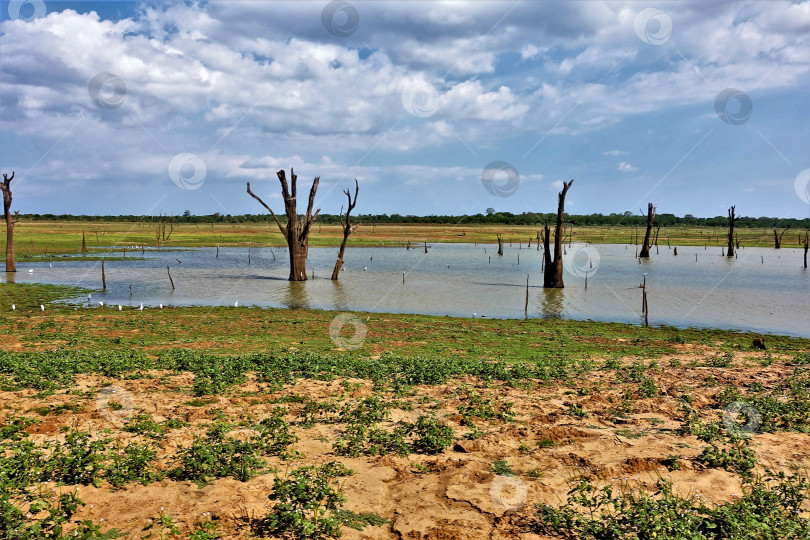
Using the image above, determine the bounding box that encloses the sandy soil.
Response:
[3,347,809,539]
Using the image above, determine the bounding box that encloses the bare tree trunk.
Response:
[804,241,808,269]
[543,180,573,288]
[248,168,320,281]
[726,206,735,257]
[81,232,88,253]
[0,172,17,272]
[639,203,656,258]
[331,180,359,280]
[497,234,504,255]
[773,226,789,249]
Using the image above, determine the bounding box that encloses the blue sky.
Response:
[1,0,809,218]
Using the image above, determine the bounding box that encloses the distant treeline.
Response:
[17,212,810,229]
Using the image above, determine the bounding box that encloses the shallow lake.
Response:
[3,242,809,338]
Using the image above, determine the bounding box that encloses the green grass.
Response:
[0,282,93,310]
[4,221,807,262]
[2,282,807,363]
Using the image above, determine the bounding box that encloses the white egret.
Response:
[40,305,44,311]
[139,303,144,311]
[11,304,15,310]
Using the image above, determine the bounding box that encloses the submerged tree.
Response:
[0,171,18,272]
[638,203,656,258]
[496,234,504,255]
[543,179,573,288]
[331,180,359,280]
[727,205,736,257]
[773,226,789,249]
[247,168,320,281]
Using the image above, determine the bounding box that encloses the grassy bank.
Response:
[1,283,808,360]
[2,220,808,261]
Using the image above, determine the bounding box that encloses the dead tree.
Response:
[804,239,808,269]
[496,234,504,255]
[773,226,789,249]
[0,171,18,272]
[543,179,573,288]
[155,215,175,245]
[81,232,88,253]
[726,206,736,257]
[247,168,320,281]
[638,203,656,258]
[331,179,359,280]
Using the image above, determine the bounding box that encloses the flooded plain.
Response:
[3,242,808,337]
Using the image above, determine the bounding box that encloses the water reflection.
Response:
[539,288,564,319]
[2,272,17,284]
[331,280,350,312]
[282,281,310,309]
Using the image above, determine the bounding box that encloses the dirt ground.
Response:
[3,344,808,539]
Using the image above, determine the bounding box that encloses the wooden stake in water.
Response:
[639,273,649,326]
[216,245,219,259]
[167,266,175,290]
[524,274,529,317]
[585,270,588,290]
[517,253,520,265]
[402,272,405,283]
[643,288,649,327]
[248,244,251,265]
[101,259,106,290]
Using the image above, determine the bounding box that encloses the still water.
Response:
[3,243,809,338]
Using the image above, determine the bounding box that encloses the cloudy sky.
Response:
[1,0,808,218]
